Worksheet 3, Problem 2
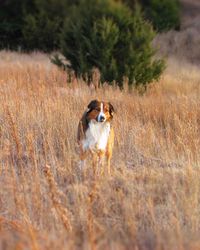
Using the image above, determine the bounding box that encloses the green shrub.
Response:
[0,0,180,51]
[0,0,35,49]
[22,0,75,51]
[122,0,180,32]
[0,0,77,50]
[52,0,165,87]
[23,11,61,52]
[143,0,180,32]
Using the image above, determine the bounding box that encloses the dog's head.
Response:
[86,99,114,123]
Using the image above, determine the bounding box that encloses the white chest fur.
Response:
[82,121,110,151]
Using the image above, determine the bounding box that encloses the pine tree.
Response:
[52,0,165,87]
[122,0,180,32]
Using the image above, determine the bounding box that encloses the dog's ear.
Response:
[109,102,115,118]
[87,99,98,112]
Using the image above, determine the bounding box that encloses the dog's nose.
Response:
[99,116,105,122]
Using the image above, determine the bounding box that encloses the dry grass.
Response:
[155,0,200,64]
[0,51,200,250]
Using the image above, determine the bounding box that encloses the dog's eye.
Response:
[95,108,100,112]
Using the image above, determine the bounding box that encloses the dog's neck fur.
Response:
[82,120,111,151]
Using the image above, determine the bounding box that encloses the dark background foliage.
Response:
[123,0,180,31]
[0,0,35,49]
[0,0,180,86]
[0,0,180,50]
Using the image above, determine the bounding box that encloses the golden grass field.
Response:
[0,50,200,250]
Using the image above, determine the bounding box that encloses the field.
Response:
[0,50,200,250]
[155,0,200,65]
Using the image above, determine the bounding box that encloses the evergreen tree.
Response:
[0,0,36,49]
[53,0,165,87]
[122,0,180,32]
[22,0,76,51]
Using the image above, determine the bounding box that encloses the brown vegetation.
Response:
[155,0,200,64]
[0,51,200,249]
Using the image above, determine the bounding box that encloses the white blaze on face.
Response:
[97,102,106,122]
[82,102,110,152]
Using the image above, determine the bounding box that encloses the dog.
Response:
[77,99,114,174]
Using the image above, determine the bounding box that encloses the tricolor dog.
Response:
[77,100,114,174]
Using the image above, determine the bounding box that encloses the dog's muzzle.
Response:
[97,114,106,122]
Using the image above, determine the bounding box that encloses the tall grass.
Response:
[0,51,200,250]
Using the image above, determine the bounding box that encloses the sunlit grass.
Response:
[0,51,200,250]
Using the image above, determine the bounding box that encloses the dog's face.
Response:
[86,100,114,123]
